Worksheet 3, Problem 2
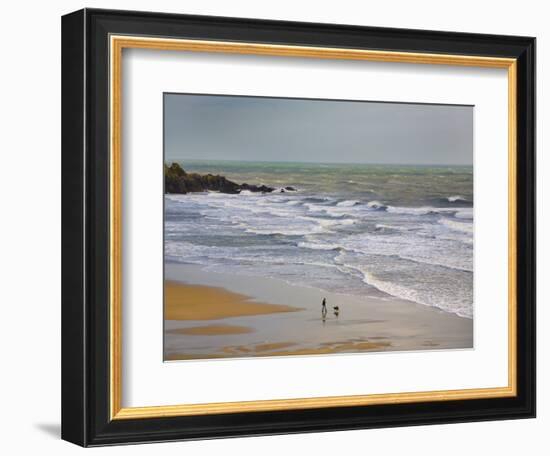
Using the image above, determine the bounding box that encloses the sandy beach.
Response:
[165,281,301,320]
[164,264,473,361]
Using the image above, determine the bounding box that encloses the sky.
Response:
[164,93,473,165]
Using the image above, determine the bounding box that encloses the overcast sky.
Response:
[164,93,473,165]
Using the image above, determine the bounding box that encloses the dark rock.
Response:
[164,163,189,193]
[239,183,274,193]
[164,163,275,194]
[284,186,297,191]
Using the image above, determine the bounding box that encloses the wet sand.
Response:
[166,324,254,336]
[165,340,391,360]
[164,264,473,361]
[165,281,300,320]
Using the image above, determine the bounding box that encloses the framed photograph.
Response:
[61,8,535,446]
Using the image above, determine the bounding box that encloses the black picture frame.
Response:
[62,8,535,447]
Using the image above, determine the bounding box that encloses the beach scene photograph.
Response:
[163,93,474,361]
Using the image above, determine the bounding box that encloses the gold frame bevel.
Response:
[109,35,518,420]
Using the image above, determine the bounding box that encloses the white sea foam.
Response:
[335,253,473,318]
[321,207,358,217]
[317,218,355,229]
[242,224,324,236]
[386,205,458,216]
[360,267,473,318]
[304,203,327,212]
[297,241,342,251]
[448,195,467,202]
[336,199,360,207]
[439,217,474,234]
[338,230,473,272]
[366,200,387,210]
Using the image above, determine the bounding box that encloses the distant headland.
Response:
[164,162,296,194]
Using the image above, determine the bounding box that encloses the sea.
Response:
[164,160,474,319]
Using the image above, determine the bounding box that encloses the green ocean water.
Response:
[176,160,473,207]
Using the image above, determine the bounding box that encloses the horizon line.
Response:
[164,158,473,167]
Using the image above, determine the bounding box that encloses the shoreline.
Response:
[164,263,473,361]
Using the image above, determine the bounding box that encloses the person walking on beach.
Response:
[321,298,327,316]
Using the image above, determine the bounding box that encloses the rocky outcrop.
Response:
[164,163,278,194]
[240,183,275,193]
